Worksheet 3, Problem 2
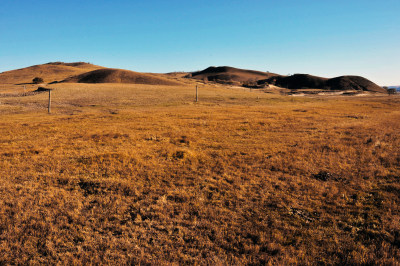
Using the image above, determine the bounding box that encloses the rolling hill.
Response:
[61,68,183,86]
[326,76,386,92]
[189,66,279,85]
[0,62,387,93]
[0,62,103,84]
[257,74,386,93]
[188,66,386,93]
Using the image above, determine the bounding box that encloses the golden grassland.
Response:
[0,83,399,264]
[0,63,103,85]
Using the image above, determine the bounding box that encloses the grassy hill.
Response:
[61,68,183,86]
[188,66,386,93]
[189,66,279,85]
[258,74,386,93]
[0,62,103,84]
[1,63,387,94]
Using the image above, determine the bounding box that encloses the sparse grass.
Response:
[0,84,399,264]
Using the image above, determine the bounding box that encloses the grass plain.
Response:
[0,82,399,264]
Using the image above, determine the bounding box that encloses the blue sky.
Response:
[0,0,399,85]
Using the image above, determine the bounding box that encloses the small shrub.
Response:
[32,77,44,84]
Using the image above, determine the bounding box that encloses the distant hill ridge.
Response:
[43,62,95,67]
[0,62,388,92]
[257,74,386,93]
[189,66,385,92]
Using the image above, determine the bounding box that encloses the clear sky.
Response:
[1,0,399,85]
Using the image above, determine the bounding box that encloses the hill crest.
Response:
[43,62,96,68]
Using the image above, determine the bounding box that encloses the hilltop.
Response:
[0,62,103,84]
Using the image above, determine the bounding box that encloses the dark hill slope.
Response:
[326,76,386,93]
[258,74,327,89]
[259,74,386,92]
[190,66,279,84]
[62,68,183,86]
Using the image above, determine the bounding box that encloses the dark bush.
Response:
[32,77,44,84]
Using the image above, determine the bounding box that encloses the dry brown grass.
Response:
[0,62,103,85]
[0,83,399,264]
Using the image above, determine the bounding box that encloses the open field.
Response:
[1,83,400,264]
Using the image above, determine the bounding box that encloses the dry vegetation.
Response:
[0,62,103,85]
[0,82,399,264]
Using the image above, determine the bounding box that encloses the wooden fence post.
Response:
[196,85,198,102]
[48,89,51,113]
